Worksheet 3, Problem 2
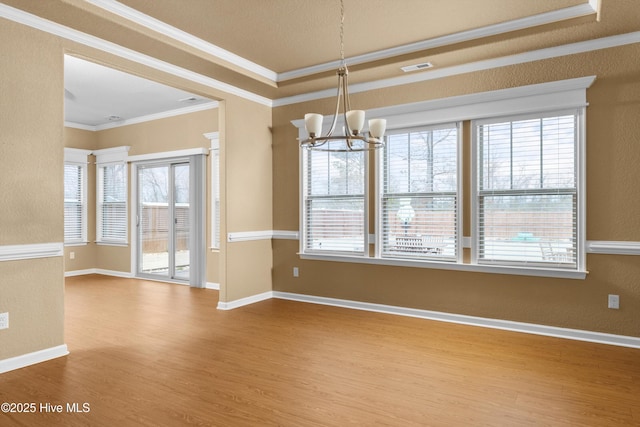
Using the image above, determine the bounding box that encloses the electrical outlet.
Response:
[70,251,75,260]
[608,294,620,309]
[293,267,299,277]
[0,312,8,330]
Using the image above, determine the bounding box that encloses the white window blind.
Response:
[474,110,580,268]
[211,139,220,249]
[380,124,459,261]
[95,146,130,245]
[64,163,86,244]
[97,163,128,243]
[302,140,367,255]
[64,148,90,245]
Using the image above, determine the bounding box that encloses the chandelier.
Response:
[299,0,387,152]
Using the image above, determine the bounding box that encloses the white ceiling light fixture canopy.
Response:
[299,0,386,152]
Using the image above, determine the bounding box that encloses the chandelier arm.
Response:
[325,71,343,138]
[299,0,385,153]
[342,68,354,137]
[343,69,351,114]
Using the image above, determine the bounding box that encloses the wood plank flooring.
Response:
[1,274,639,426]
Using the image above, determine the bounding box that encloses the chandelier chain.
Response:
[299,0,386,152]
[339,0,345,65]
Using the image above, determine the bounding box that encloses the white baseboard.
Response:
[65,268,133,278]
[272,292,640,349]
[64,269,96,277]
[95,269,134,278]
[0,345,69,374]
[217,291,273,310]
[62,270,640,349]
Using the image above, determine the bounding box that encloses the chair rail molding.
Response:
[0,243,64,262]
[586,240,640,255]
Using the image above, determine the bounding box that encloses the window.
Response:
[63,148,91,245]
[94,146,130,245]
[296,77,592,278]
[208,133,221,249]
[473,110,581,269]
[379,124,460,261]
[302,140,367,255]
[97,163,128,244]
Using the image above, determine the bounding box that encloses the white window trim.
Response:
[299,140,370,257]
[293,76,595,279]
[64,148,91,246]
[375,123,463,263]
[204,132,220,250]
[470,109,586,272]
[94,146,130,246]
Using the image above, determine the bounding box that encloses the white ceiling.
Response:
[64,55,215,130]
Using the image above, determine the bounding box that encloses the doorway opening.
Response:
[133,154,206,287]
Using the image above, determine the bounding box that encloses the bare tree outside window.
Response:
[381,125,458,260]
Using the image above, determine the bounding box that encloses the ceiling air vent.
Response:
[401,62,434,73]
[179,96,199,103]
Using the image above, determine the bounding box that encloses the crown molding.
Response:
[64,122,96,131]
[65,101,219,132]
[0,3,271,107]
[274,31,640,107]
[278,2,598,82]
[2,2,628,111]
[80,0,598,85]
[93,101,219,131]
[84,0,278,82]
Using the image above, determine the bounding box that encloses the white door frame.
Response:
[129,149,206,287]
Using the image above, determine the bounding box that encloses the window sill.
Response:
[95,242,128,247]
[298,253,587,280]
[64,242,88,247]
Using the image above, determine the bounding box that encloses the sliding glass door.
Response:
[135,154,205,286]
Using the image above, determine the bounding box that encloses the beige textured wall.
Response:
[0,259,65,359]
[218,97,273,302]
[95,109,217,155]
[74,109,220,277]
[0,20,65,359]
[272,44,640,338]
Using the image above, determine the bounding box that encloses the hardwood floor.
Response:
[1,274,639,426]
